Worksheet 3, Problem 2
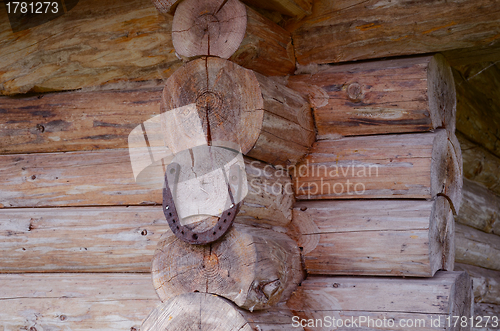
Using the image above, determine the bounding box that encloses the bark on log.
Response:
[457,178,500,236]
[287,0,500,66]
[0,0,294,96]
[0,151,293,226]
[172,0,247,59]
[287,271,473,331]
[293,130,462,203]
[455,263,500,305]
[0,207,165,273]
[287,55,456,138]
[290,199,455,277]
[142,293,304,331]
[152,223,302,310]
[0,273,158,330]
[161,56,314,166]
[459,132,500,197]
[455,223,500,271]
[241,0,312,18]
[454,68,500,160]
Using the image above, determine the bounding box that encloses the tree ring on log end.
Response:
[161,57,264,154]
[172,0,247,59]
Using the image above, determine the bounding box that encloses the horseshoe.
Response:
[162,162,242,245]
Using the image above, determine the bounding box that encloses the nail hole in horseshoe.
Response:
[213,232,216,235]
[170,168,176,174]
[228,212,231,216]
[192,233,198,240]
[223,219,226,223]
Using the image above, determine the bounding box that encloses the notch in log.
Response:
[287,54,456,139]
[152,223,302,310]
[161,56,315,166]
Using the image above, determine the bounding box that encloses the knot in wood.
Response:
[347,82,363,101]
[202,252,220,274]
[196,90,222,112]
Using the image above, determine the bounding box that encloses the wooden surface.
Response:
[0,0,295,96]
[287,0,500,66]
[454,67,500,159]
[287,271,473,331]
[152,223,302,310]
[455,223,500,271]
[172,0,247,59]
[161,57,314,166]
[459,132,500,197]
[0,273,159,330]
[293,130,457,200]
[290,199,454,276]
[0,151,293,225]
[287,55,456,139]
[142,293,304,331]
[455,263,500,305]
[150,0,182,14]
[457,178,500,236]
[473,303,500,331]
[242,0,311,18]
[0,207,165,273]
[0,81,163,154]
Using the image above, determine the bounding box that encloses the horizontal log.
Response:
[0,0,294,96]
[287,271,472,331]
[455,223,500,271]
[455,263,500,305]
[454,67,500,159]
[0,151,293,227]
[142,293,303,330]
[291,199,454,276]
[457,178,500,236]
[0,273,158,330]
[287,55,456,138]
[152,224,302,310]
[459,132,500,196]
[0,82,163,154]
[287,0,500,66]
[242,0,312,18]
[293,130,462,201]
[443,42,500,67]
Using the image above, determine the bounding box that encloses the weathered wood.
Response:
[459,132,500,197]
[0,0,294,96]
[0,82,163,154]
[172,0,247,59]
[242,0,311,18]
[287,0,500,66]
[0,151,293,226]
[455,223,500,271]
[152,223,302,310]
[473,303,500,331]
[455,263,500,305]
[443,42,500,67]
[150,0,182,14]
[457,178,500,236]
[142,293,304,331]
[454,67,500,159]
[0,206,165,273]
[287,55,456,138]
[161,57,314,166]
[293,130,462,201]
[290,199,454,277]
[287,271,473,331]
[0,273,158,330]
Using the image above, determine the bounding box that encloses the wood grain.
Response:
[0,151,293,225]
[0,273,159,331]
[293,130,461,200]
[0,0,294,96]
[288,0,500,66]
[152,224,302,310]
[242,0,312,18]
[457,178,500,236]
[455,223,500,271]
[473,303,500,331]
[287,271,473,331]
[290,199,455,276]
[455,263,500,305]
[287,55,456,138]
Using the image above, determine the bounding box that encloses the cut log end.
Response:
[152,223,302,310]
[428,54,457,132]
[150,0,182,15]
[172,0,247,59]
